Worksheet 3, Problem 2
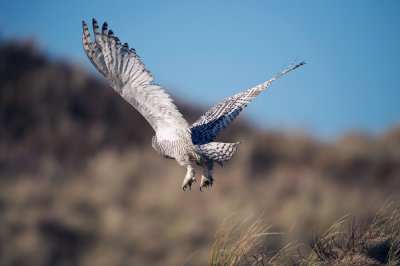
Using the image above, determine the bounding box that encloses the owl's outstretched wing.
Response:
[82,19,190,140]
[191,62,305,145]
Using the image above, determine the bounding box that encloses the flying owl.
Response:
[82,19,304,191]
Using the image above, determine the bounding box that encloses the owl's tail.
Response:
[194,142,241,163]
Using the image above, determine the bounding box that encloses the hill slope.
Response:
[1,39,400,265]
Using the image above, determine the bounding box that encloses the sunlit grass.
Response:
[209,215,273,265]
[208,204,400,265]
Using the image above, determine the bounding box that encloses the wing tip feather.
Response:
[82,20,88,29]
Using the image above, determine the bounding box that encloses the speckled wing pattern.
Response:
[190,62,305,145]
[82,19,190,141]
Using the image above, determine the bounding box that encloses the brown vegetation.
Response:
[1,40,400,265]
[210,204,400,265]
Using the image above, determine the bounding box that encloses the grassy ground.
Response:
[208,203,400,265]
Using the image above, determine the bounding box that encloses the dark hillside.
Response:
[0,40,206,175]
[1,39,400,265]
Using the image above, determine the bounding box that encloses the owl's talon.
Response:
[182,165,196,192]
[182,176,196,191]
[200,175,214,190]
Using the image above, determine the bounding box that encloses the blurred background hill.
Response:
[1,39,400,265]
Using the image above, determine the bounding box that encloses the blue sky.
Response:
[1,0,399,139]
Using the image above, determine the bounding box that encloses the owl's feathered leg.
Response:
[182,164,196,191]
[200,161,214,191]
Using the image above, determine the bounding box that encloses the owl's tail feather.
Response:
[195,142,241,163]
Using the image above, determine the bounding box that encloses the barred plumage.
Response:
[191,62,305,145]
[195,142,240,162]
[82,19,304,191]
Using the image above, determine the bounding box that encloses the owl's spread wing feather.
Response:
[191,62,305,145]
[82,19,190,140]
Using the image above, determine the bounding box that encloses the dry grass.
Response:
[207,204,400,266]
[208,215,273,265]
[302,202,400,265]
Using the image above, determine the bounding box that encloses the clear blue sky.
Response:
[1,0,399,139]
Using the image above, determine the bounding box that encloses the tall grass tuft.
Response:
[208,204,400,265]
[366,202,400,265]
[208,215,274,266]
[303,202,400,265]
